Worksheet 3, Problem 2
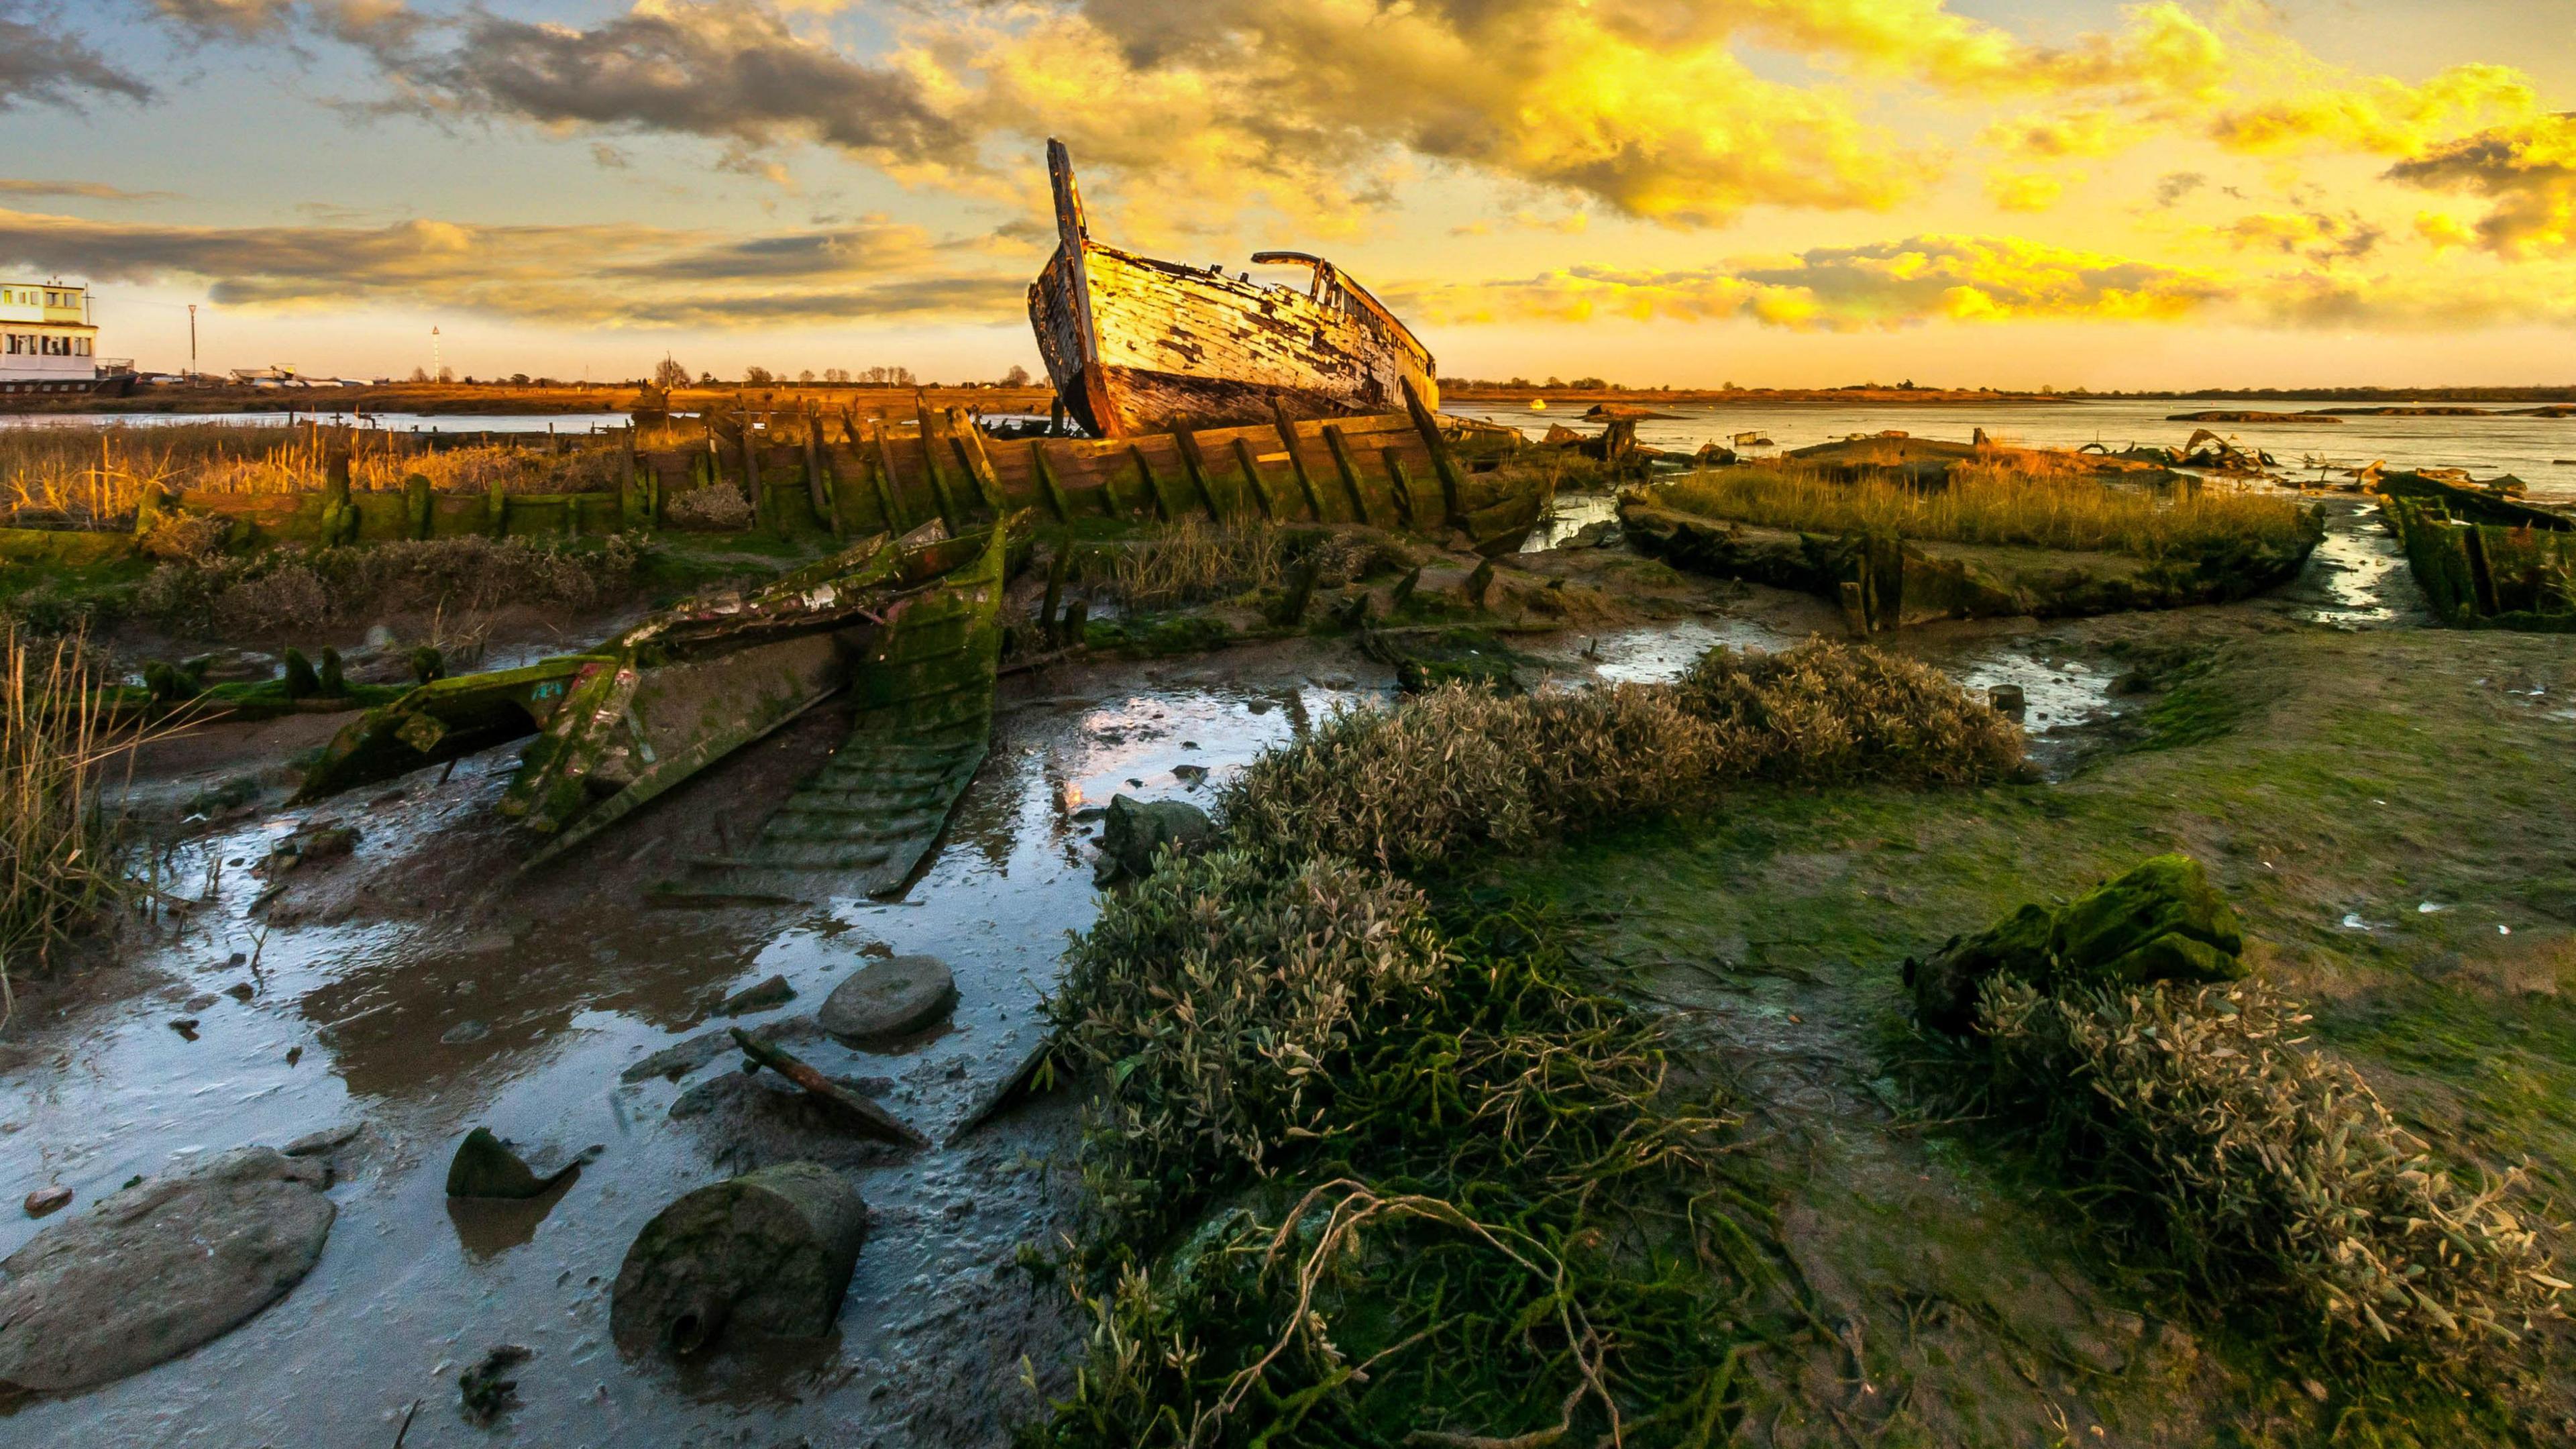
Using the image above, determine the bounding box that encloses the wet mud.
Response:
[0,489,2421,1445]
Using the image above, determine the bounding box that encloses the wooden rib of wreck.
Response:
[1028,139,1437,439]
[688,386,1542,555]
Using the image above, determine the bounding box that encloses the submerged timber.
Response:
[1028,140,1438,439]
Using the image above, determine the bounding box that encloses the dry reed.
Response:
[1223,641,2023,875]
[0,422,632,527]
[1,624,142,1020]
[1657,460,2310,557]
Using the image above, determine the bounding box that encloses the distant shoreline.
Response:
[0,382,1061,418]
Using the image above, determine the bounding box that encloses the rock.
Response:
[1095,794,1214,883]
[716,973,796,1016]
[668,1071,914,1173]
[818,956,957,1046]
[183,992,218,1012]
[22,1185,70,1218]
[224,981,254,1002]
[0,1147,335,1392]
[1907,854,2249,1034]
[262,823,358,877]
[1171,763,1209,786]
[445,1128,596,1199]
[610,1161,867,1355]
[282,1122,364,1158]
[2049,854,2247,989]
[440,1018,490,1045]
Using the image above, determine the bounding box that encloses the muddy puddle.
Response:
[0,643,1402,1448]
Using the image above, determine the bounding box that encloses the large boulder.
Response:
[1906,855,2249,1034]
[610,1161,867,1356]
[0,1147,335,1392]
[1095,794,1214,883]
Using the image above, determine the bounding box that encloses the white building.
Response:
[0,280,125,388]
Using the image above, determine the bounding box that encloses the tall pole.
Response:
[431,325,443,382]
[187,304,197,378]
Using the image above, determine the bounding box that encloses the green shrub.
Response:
[1974,975,2565,1362]
[1680,640,2025,788]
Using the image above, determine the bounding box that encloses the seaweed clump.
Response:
[1923,857,2564,1370]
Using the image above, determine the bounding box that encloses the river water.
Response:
[1447,397,2576,506]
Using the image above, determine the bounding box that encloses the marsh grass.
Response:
[1961,974,2563,1368]
[1223,642,2023,875]
[138,533,646,637]
[0,423,633,528]
[1656,458,2311,557]
[1079,522,1410,616]
[1,624,144,1020]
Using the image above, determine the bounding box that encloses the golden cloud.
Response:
[1391,235,2232,330]
[0,207,1023,327]
[2383,114,2576,256]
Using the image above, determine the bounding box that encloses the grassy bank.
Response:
[1479,625,2576,1442]
[1657,460,2312,557]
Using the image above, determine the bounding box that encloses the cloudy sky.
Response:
[3,0,2571,387]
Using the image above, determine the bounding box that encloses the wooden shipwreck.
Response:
[1029,140,1438,439]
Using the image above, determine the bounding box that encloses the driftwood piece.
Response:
[729,1028,928,1148]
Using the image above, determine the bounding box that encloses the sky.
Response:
[0,0,2569,389]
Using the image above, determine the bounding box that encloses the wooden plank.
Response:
[1381,447,1421,529]
[1128,445,1173,523]
[1026,439,1073,521]
[1171,429,1226,523]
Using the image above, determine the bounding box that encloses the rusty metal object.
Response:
[1028,140,1437,439]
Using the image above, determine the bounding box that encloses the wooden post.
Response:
[1171,431,1225,523]
[405,472,433,540]
[619,441,644,532]
[912,391,963,527]
[1026,439,1073,522]
[1129,445,1173,523]
[1230,436,1280,521]
[1400,377,1464,525]
[1380,447,1419,529]
[322,447,354,544]
[800,402,836,535]
[1322,425,1372,525]
[486,480,508,537]
[862,419,906,533]
[945,410,1008,515]
[737,408,768,535]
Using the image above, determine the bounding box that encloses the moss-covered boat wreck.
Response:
[2377,470,2576,632]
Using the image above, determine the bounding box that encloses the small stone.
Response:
[169,1018,200,1038]
[717,973,796,1017]
[184,993,218,1013]
[22,1185,70,1218]
[2302,1378,2328,1403]
[441,1019,490,1045]
[445,1128,596,1199]
[1171,764,1209,786]
[227,951,247,966]
[282,1122,364,1158]
[819,956,957,1046]
[223,982,254,1002]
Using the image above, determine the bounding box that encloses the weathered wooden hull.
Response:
[504,524,1001,867]
[1026,140,1436,439]
[291,656,603,804]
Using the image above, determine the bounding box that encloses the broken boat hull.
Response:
[1028,140,1436,439]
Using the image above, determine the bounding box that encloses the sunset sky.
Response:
[1,0,2570,388]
